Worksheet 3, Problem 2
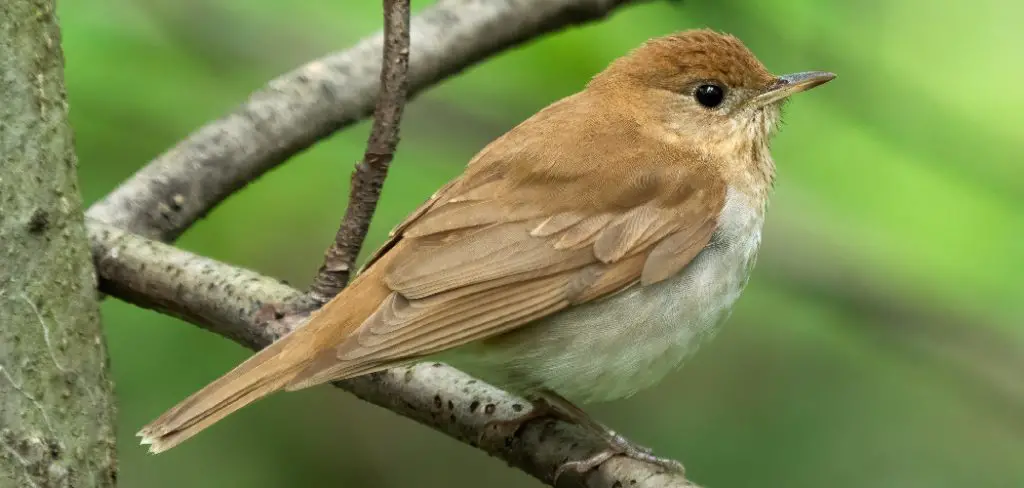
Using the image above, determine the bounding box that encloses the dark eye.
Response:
[694,84,725,108]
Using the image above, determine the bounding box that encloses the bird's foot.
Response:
[601,430,684,471]
[554,429,684,483]
[528,390,682,483]
[480,390,684,482]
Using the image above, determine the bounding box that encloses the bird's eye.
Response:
[694,84,725,108]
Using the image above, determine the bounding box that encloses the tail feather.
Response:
[285,354,392,391]
[139,368,300,453]
[136,334,307,453]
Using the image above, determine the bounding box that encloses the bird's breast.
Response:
[442,188,765,404]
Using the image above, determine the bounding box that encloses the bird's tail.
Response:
[136,333,308,453]
[137,262,393,453]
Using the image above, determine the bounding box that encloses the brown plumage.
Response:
[138,30,833,467]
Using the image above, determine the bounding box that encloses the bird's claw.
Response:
[488,391,684,483]
[553,434,684,484]
[553,450,617,484]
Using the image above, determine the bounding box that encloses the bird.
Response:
[138,29,834,474]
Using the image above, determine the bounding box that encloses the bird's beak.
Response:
[752,71,835,108]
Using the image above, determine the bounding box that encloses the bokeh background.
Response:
[61,0,1023,487]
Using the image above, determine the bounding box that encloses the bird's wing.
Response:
[286,96,727,388]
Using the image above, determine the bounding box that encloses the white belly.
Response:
[441,189,764,404]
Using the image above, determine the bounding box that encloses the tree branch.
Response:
[309,0,411,302]
[85,0,643,242]
[88,221,697,488]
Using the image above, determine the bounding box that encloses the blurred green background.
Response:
[61,0,1023,486]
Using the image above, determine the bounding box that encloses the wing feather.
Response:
[553,213,614,250]
[641,218,718,285]
[531,213,587,237]
[386,222,593,299]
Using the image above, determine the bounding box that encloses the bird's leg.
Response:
[533,390,685,480]
[479,389,683,477]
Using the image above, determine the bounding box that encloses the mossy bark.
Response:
[0,1,118,486]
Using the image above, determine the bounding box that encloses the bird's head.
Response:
[590,29,834,157]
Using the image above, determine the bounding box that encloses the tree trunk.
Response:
[0,1,118,486]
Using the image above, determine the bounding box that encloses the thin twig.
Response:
[85,0,644,242]
[88,221,697,488]
[309,0,411,302]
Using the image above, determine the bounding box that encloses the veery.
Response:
[139,29,834,473]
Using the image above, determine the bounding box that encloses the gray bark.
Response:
[0,1,118,487]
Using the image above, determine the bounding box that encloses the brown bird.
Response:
[139,29,834,472]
